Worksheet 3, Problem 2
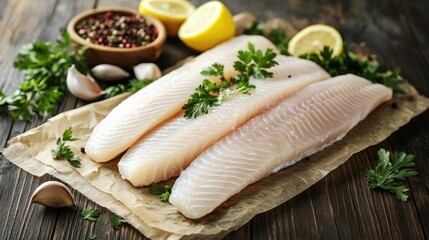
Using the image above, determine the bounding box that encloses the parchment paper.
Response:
[3,78,429,239]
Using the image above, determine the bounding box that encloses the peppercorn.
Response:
[75,11,158,48]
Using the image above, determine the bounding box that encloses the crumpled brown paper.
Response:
[3,77,429,239]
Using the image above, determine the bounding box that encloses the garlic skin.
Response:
[133,63,162,81]
[233,12,256,36]
[30,181,75,208]
[67,65,103,101]
[91,64,130,81]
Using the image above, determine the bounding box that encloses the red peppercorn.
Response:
[75,11,158,48]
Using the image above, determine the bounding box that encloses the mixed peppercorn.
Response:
[75,11,158,48]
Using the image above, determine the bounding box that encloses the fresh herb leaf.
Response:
[67,155,82,168]
[128,79,153,93]
[51,140,71,159]
[201,63,230,89]
[363,148,417,201]
[243,21,264,36]
[149,183,172,202]
[244,24,406,92]
[244,21,291,56]
[62,127,79,141]
[102,79,154,99]
[0,30,87,120]
[160,191,171,202]
[182,43,278,118]
[103,84,127,99]
[182,79,221,119]
[110,213,126,230]
[82,207,101,222]
[51,127,81,168]
[299,45,406,93]
[267,28,291,56]
[201,63,225,77]
[0,80,63,120]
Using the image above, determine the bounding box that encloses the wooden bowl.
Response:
[67,7,166,69]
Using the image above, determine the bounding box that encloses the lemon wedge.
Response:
[288,24,343,57]
[178,1,235,52]
[139,0,195,36]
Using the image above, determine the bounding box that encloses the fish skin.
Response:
[169,74,393,219]
[85,35,279,162]
[118,55,330,186]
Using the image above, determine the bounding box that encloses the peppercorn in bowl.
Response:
[67,7,166,68]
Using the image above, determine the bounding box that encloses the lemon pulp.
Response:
[139,0,195,36]
[288,24,343,57]
[178,1,235,52]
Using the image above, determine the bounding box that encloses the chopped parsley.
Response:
[149,183,172,202]
[82,207,101,222]
[110,213,126,230]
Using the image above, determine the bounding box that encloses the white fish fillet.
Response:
[118,56,330,186]
[169,74,393,219]
[85,35,279,162]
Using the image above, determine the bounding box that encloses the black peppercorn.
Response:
[75,11,158,48]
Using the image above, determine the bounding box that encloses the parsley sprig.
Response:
[51,127,81,168]
[0,30,88,120]
[110,213,126,230]
[299,46,405,93]
[82,207,126,230]
[149,183,172,202]
[103,79,153,99]
[82,207,101,222]
[245,22,406,93]
[182,42,278,118]
[244,21,291,56]
[363,148,417,201]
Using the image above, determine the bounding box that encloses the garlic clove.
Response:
[30,181,75,208]
[91,64,130,81]
[233,12,257,36]
[67,65,103,101]
[133,63,162,81]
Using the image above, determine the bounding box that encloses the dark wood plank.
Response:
[0,0,55,92]
[0,0,428,239]
[389,112,429,237]
[0,1,67,239]
[392,0,429,96]
[0,0,97,240]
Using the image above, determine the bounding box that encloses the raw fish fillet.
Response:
[85,35,278,162]
[169,74,393,219]
[118,56,330,186]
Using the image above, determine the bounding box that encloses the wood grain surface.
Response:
[0,0,428,239]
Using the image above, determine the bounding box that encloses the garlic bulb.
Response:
[133,63,162,81]
[30,181,75,208]
[233,12,256,36]
[91,64,130,81]
[67,65,103,101]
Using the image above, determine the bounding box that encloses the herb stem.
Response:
[182,42,277,118]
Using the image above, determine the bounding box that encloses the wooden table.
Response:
[1,0,428,239]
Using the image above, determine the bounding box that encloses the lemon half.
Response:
[139,0,195,36]
[288,24,343,57]
[178,1,235,52]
